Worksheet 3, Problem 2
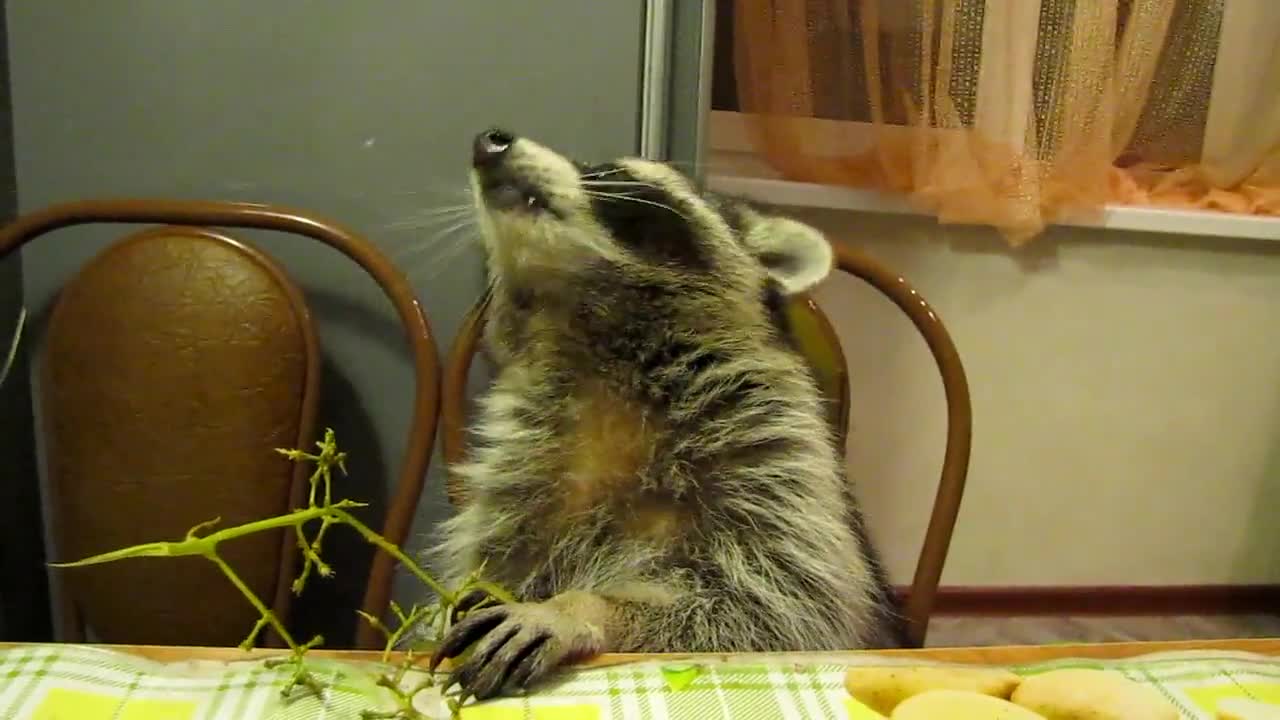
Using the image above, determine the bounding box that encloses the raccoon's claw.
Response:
[429,602,602,702]
[449,587,503,625]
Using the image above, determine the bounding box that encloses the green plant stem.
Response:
[329,507,455,604]
[50,426,496,718]
[383,607,431,663]
[207,553,300,651]
[50,503,362,569]
[293,517,337,593]
[322,462,334,507]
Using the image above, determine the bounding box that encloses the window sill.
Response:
[706,173,1280,243]
[704,111,1280,242]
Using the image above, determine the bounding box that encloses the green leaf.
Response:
[659,664,703,691]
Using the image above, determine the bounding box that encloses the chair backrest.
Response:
[0,199,441,650]
[41,226,319,646]
[440,244,971,649]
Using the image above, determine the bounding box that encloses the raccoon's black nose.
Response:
[473,128,514,167]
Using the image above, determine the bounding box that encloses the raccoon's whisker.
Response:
[382,206,476,232]
[414,203,475,216]
[383,209,474,230]
[394,226,480,280]
[583,191,690,221]
[400,243,480,286]
[581,180,658,189]
[384,216,473,235]
[582,185,658,200]
[432,233,480,266]
[400,233,471,266]
[586,189,653,201]
[389,218,478,261]
[427,218,479,242]
[579,167,627,180]
[421,218,480,245]
[399,204,476,221]
[383,217,470,235]
[386,185,474,200]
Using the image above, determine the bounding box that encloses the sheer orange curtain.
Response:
[731,0,1280,244]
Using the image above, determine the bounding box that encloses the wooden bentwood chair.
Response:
[0,199,440,651]
[439,243,972,649]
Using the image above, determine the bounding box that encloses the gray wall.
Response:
[8,1,645,645]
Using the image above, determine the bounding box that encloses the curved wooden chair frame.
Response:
[440,243,972,649]
[0,199,440,650]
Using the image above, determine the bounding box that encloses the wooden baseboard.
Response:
[894,585,1280,616]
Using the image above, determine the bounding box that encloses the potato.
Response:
[844,665,1024,714]
[891,689,1049,719]
[1010,668,1179,720]
[1217,698,1280,719]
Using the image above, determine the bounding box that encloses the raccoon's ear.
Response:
[742,215,835,295]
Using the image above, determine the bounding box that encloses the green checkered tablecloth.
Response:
[3,643,1280,719]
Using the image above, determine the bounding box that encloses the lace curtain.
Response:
[728,0,1280,244]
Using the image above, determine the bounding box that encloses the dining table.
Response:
[2,637,1278,718]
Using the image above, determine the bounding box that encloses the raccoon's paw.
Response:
[430,601,604,701]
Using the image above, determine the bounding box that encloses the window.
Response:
[707,1,1280,243]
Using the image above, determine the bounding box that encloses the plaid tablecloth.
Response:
[3,643,1280,719]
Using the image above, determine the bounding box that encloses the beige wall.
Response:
[797,208,1280,587]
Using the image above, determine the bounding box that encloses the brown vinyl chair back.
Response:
[40,225,319,647]
[440,243,971,649]
[0,199,440,650]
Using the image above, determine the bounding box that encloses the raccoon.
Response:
[425,129,904,700]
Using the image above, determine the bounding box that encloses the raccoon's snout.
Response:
[473,128,514,167]
[471,128,550,213]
